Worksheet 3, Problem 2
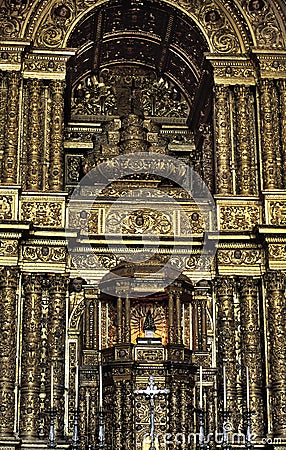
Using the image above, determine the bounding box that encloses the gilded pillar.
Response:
[117,296,123,343]
[265,271,286,437]
[278,80,286,186]
[239,277,264,437]
[2,72,20,184]
[125,295,131,343]
[113,381,123,448]
[234,85,256,195]
[168,292,174,344]
[48,274,68,438]
[201,123,214,192]
[122,379,134,449]
[26,79,42,191]
[175,294,182,344]
[193,287,208,351]
[214,85,232,194]
[259,79,282,189]
[49,80,65,191]
[20,274,42,437]
[216,278,237,426]
[0,267,18,436]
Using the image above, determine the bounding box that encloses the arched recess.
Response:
[28,0,249,53]
[61,0,219,193]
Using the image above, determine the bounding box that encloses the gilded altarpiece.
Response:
[0,0,286,449]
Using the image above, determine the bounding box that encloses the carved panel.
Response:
[105,208,173,235]
[218,202,261,230]
[22,245,66,262]
[20,196,65,227]
[0,191,17,220]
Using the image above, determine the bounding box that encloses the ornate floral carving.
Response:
[105,209,173,235]
[217,249,262,265]
[20,198,64,227]
[22,245,66,262]
[219,205,261,230]
[0,239,18,256]
[68,209,99,234]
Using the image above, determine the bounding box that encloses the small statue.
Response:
[143,310,156,338]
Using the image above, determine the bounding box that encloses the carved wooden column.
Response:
[20,274,42,437]
[265,271,286,437]
[214,85,232,194]
[122,379,134,449]
[48,274,68,438]
[117,296,123,343]
[113,381,123,448]
[124,295,131,343]
[49,80,65,191]
[201,123,214,192]
[234,85,256,195]
[193,284,209,352]
[175,293,182,344]
[2,71,20,184]
[0,267,18,436]
[259,79,282,190]
[238,277,265,437]
[26,79,42,191]
[168,292,174,344]
[278,79,286,186]
[216,278,238,427]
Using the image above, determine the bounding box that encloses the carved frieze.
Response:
[207,57,256,85]
[20,196,65,227]
[22,245,66,262]
[217,249,261,265]
[217,201,261,230]
[23,51,72,79]
[254,52,286,78]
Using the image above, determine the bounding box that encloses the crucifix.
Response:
[134,376,170,450]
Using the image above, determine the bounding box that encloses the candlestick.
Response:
[246,366,250,410]
[223,366,227,412]
[99,364,103,409]
[75,365,79,410]
[98,300,102,352]
[199,366,203,410]
[51,365,54,410]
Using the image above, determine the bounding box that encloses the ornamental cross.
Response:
[134,376,170,450]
